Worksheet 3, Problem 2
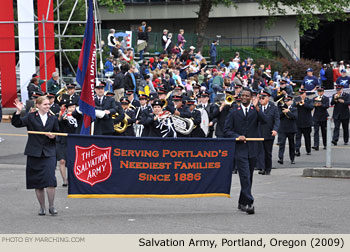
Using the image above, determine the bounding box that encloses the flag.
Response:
[76,0,96,135]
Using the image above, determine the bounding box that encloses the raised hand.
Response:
[13,99,23,114]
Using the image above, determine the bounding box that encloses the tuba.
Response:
[113,113,129,133]
[172,115,195,135]
[56,86,68,103]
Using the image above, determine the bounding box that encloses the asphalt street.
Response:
[0,122,349,234]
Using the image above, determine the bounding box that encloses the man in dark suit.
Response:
[278,96,298,164]
[224,88,267,215]
[331,85,350,145]
[258,89,280,175]
[312,87,329,150]
[66,83,80,105]
[94,82,118,135]
[295,88,314,156]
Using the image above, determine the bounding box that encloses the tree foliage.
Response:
[258,0,350,34]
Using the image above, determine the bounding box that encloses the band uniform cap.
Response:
[260,88,272,96]
[336,84,344,89]
[95,82,106,88]
[186,99,196,105]
[106,91,115,97]
[306,68,313,72]
[65,100,77,108]
[172,95,183,101]
[66,83,76,89]
[317,86,324,91]
[120,97,130,104]
[152,99,163,107]
[200,91,210,97]
[340,69,346,73]
[174,85,183,90]
[149,92,158,100]
[47,93,56,98]
[139,94,148,99]
[126,90,134,95]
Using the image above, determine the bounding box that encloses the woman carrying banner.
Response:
[11,96,60,216]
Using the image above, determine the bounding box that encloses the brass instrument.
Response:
[334,93,341,102]
[113,113,129,133]
[225,94,235,105]
[172,115,195,135]
[56,86,68,103]
[299,99,304,106]
[161,99,168,109]
[314,96,322,106]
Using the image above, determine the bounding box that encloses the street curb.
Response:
[302,168,350,178]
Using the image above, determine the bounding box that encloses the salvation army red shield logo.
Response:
[74,145,112,186]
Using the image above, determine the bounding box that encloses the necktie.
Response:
[245,108,248,118]
[100,97,103,104]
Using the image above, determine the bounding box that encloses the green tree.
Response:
[194,0,350,50]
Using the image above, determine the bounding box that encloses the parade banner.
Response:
[76,0,96,135]
[66,135,236,198]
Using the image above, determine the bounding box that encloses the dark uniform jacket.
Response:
[259,101,280,140]
[116,109,136,137]
[11,112,59,157]
[50,103,60,117]
[69,93,80,105]
[278,106,298,133]
[295,97,314,128]
[215,104,234,138]
[138,105,153,137]
[313,96,329,122]
[94,96,118,135]
[113,72,125,90]
[189,109,206,138]
[331,92,350,120]
[224,104,266,158]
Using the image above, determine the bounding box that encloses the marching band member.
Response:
[331,84,350,145]
[197,91,219,138]
[223,88,267,215]
[295,88,314,156]
[186,99,206,138]
[278,95,297,165]
[312,87,329,150]
[126,90,141,108]
[257,89,280,175]
[172,95,191,138]
[148,99,174,137]
[57,100,78,187]
[116,97,136,136]
[94,82,118,135]
[66,83,80,104]
[12,96,60,216]
[135,94,153,137]
[47,93,60,116]
[215,90,235,138]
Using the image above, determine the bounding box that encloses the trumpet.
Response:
[225,94,235,105]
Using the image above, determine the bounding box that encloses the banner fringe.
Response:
[67,193,230,199]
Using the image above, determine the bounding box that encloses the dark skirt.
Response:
[56,142,67,161]
[26,156,57,189]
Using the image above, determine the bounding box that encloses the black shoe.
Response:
[38,208,46,216]
[323,146,327,150]
[332,140,337,146]
[345,142,348,145]
[265,171,271,175]
[246,204,255,215]
[62,183,68,187]
[306,152,311,155]
[49,207,58,215]
[295,151,300,156]
[312,146,319,151]
[291,160,295,164]
[277,159,283,165]
[258,170,266,175]
[238,204,247,212]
